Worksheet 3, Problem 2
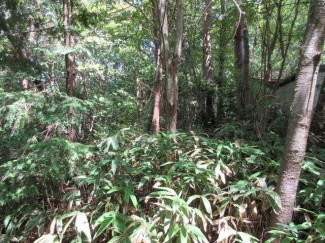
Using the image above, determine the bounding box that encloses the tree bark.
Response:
[63,0,77,143]
[151,0,163,134]
[234,0,250,120]
[217,0,227,121]
[64,0,76,97]
[203,0,215,128]
[269,1,325,241]
[136,77,142,132]
[159,0,184,135]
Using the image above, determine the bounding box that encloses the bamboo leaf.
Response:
[75,212,91,243]
[201,195,212,215]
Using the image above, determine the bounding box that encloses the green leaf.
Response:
[107,235,127,243]
[186,224,209,243]
[201,196,212,215]
[24,213,43,232]
[281,237,294,243]
[180,225,187,243]
[75,212,91,243]
[164,224,180,242]
[129,193,139,210]
[187,195,200,205]
[107,186,124,194]
[172,197,180,213]
[138,176,150,188]
[94,218,113,238]
[111,159,117,175]
[237,232,258,243]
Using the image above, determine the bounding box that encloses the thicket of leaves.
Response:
[0,92,324,243]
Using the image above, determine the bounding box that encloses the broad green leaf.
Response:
[111,159,117,175]
[25,213,43,232]
[281,237,294,243]
[180,225,187,243]
[107,186,124,194]
[129,193,139,210]
[138,176,150,188]
[164,224,180,242]
[187,195,200,205]
[237,232,258,243]
[107,235,127,243]
[186,224,209,243]
[75,212,91,243]
[172,197,180,213]
[201,195,212,215]
[94,218,113,238]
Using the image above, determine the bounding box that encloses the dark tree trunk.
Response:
[234,1,250,120]
[217,0,227,121]
[203,0,215,128]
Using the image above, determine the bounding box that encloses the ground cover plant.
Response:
[0,92,324,242]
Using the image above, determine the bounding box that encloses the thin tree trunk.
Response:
[151,0,163,134]
[269,1,325,241]
[64,0,76,97]
[203,0,215,128]
[217,0,227,121]
[136,77,142,132]
[159,0,184,135]
[63,0,77,143]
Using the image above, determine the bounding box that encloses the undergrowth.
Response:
[0,92,324,243]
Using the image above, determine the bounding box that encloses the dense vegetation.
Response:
[0,0,324,242]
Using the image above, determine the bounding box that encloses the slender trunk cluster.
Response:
[158,0,184,135]
[269,1,325,241]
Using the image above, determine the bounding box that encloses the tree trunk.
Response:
[234,0,250,120]
[217,0,227,121]
[64,0,76,97]
[151,0,163,134]
[203,0,215,128]
[63,0,77,143]
[269,1,325,241]
[159,0,184,135]
[136,77,142,132]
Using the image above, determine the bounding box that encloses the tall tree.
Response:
[269,1,325,241]
[234,0,250,119]
[217,0,227,121]
[202,0,216,128]
[151,0,163,134]
[63,0,76,97]
[159,0,184,134]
